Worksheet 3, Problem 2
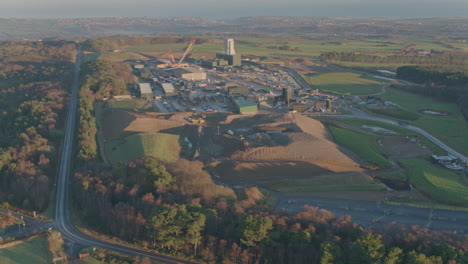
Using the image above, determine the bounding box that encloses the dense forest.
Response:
[396,66,468,87]
[72,157,467,264]
[320,52,468,66]
[0,40,76,211]
[395,66,468,121]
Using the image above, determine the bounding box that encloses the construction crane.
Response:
[158,40,195,68]
[168,48,176,64]
[176,40,196,66]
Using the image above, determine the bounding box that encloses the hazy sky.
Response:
[0,0,467,18]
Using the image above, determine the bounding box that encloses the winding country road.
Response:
[54,46,194,263]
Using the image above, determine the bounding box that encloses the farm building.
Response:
[161,83,177,97]
[139,83,153,99]
[170,68,207,81]
[233,98,257,114]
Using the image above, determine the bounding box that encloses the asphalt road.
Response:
[54,46,195,263]
[276,196,468,233]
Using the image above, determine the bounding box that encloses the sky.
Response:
[0,0,467,19]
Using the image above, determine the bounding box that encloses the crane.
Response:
[177,40,196,66]
[168,48,176,64]
[157,40,196,68]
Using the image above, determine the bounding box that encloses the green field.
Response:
[124,38,416,58]
[327,123,391,168]
[0,236,50,264]
[399,159,468,206]
[305,72,385,95]
[265,173,386,192]
[381,88,468,156]
[335,118,445,155]
[109,133,180,163]
[120,37,464,63]
[107,99,155,112]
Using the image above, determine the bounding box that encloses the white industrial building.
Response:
[139,83,153,99]
[171,68,207,81]
[161,83,177,96]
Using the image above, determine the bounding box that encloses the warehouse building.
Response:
[170,68,207,81]
[201,59,229,69]
[228,87,249,95]
[161,83,177,97]
[216,53,241,66]
[139,83,153,99]
[233,98,258,114]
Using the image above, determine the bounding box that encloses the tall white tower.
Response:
[223,38,236,55]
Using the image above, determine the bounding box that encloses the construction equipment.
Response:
[177,40,195,66]
[168,48,176,63]
[158,40,195,68]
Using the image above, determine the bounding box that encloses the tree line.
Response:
[0,40,76,211]
[71,157,467,264]
[320,51,468,66]
[76,59,133,162]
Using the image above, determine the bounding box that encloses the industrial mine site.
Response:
[92,37,467,212]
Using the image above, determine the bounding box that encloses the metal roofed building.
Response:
[139,83,153,99]
[161,83,177,96]
[233,98,257,114]
[170,68,207,81]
